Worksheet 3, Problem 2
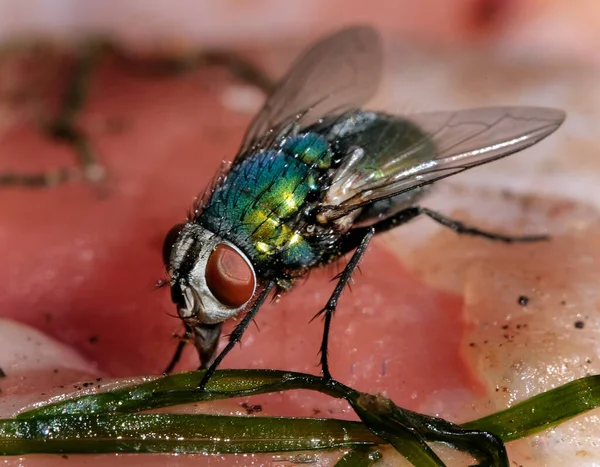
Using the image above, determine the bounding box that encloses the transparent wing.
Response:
[235,25,383,159]
[319,106,566,221]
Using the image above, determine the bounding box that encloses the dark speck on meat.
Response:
[518,295,529,306]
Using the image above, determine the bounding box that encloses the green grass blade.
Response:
[0,413,381,455]
[347,391,446,467]
[462,375,600,441]
[334,447,382,466]
[17,370,328,419]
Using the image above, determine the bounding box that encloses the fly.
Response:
[161,26,565,389]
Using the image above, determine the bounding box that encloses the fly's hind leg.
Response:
[415,206,548,243]
[319,204,546,383]
[345,206,549,244]
[315,228,375,383]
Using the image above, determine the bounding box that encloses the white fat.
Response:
[383,183,600,465]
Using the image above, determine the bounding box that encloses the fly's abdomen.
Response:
[199,133,332,270]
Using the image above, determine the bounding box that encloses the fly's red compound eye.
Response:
[205,244,255,308]
[162,223,185,266]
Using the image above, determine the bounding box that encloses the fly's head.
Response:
[162,223,257,326]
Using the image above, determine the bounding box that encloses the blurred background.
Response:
[0,0,598,60]
[0,0,598,192]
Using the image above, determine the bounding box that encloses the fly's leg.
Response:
[343,206,548,245]
[163,323,193,374]
[330,204,545,380]
[197,281,276,390]
[316,228,375,382]
[163,339,186,374]
[415,206,548,242]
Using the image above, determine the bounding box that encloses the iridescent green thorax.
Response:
[197,132,332,272]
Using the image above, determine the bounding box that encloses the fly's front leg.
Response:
[316,228,375,382]
[197,281,276,390]
[163,323,193,374]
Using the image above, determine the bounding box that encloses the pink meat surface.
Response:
[1,39,599,466]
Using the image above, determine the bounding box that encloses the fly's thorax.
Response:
[196,137,336,273]
[163,223,257,325]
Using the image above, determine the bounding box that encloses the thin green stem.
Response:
[8,370,600,466]
[0,413,380,455]
[463,375,600,441]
